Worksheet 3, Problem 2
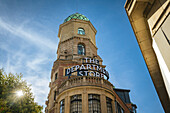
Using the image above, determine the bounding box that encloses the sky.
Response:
[0,0,164,113]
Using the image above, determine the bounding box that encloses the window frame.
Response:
[88,94,101,113]
[60,99,65,113]
[106,97,113,113]
[78,28,85,35]
[70,94,82,113]
[77,43,85,55]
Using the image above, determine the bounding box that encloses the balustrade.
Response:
[58,76,113,93]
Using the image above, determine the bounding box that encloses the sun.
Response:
[16,90,23,97]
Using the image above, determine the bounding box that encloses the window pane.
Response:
[60,99,65,113]
[88,94,101,113]
[78,44,85,55]
[78,28,85,35]
[70,95,82,113]
[106,97,113,113]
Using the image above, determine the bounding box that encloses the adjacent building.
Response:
[124,0,170,112]
[45,13,137,113]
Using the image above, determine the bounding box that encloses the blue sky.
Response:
[0,0,164,113]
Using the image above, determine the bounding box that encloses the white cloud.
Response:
[26,55,49,71]
[1,47,52,111]
[23,75,50,106]
[0,18,57,51]
[0,18,56,111]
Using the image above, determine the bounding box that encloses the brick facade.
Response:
[45,14,136,113]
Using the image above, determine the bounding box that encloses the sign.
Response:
[65,57,109,80]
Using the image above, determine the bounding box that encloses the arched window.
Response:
[78,44,85,55]
[106,97,113,113]
[88,94,101,113]
[78,28,85,35]
[70,95,82,113]
[60,99,65,113]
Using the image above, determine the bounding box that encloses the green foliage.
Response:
[0,69,43,113]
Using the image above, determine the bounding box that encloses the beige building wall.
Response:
[58,19,97,46]
[152,16,170,70]
[51,76,131,113]
[149,3,170,99]
[125,0,170,112]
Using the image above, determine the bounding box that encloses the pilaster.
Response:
[100,94,107,113]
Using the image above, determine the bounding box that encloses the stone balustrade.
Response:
[58,76,114,93]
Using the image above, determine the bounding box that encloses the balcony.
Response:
[58,76,114,93]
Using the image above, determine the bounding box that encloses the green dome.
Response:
[64,13,89,23]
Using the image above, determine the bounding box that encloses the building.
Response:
[45,13,137,113]
[124,0,170,112]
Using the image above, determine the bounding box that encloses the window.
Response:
[106,97,113,113]
[131,104,137,113]
[70,95,82,113]
[88,94,101,113]
[114,90,130,103]
[115,101,124,113]
[54,91,57,100]
[78,44,85,55]
[60,99,65,113]
[55,73,58,80]
[78,28,85,35]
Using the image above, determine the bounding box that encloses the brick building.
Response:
[45,13,137,113]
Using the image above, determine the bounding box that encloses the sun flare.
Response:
[16,90,23,97]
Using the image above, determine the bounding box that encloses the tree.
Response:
[0,69,43,113]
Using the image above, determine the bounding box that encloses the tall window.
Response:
[115,101,124,113]
[55,73,58,80]
[78,28,85,35]
[78,44,85,55]
[88,94,101,113]
[106,97,113,113]
[60,99,65,113]
[54,91,57,100]
[70,94,82,113]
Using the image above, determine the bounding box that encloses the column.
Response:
[57,102,59,113]
[112,99,117,113]
[64,95,70,113]
[82,89,88,113]
[100,94,107,113]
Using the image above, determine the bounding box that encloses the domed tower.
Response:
[45,13,137,113]
[57,13,99,61]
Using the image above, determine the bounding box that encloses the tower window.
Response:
[78,28,85,35]
[78,44,85,55]
[88,94,101,113]
[60,99,65,113]
[106,97,113,113]
[70,94,82,113]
